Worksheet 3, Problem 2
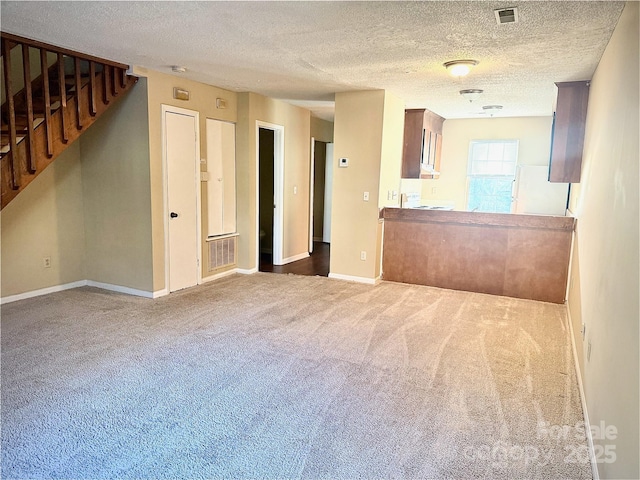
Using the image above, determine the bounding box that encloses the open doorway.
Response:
[258,127,275,272]
[312,140,334,247]
[256,121,284,270]
[312,140,327,245]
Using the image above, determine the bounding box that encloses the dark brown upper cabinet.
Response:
[402,108,444,179]
[548,81,590,183]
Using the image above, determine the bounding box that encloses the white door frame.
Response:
[309,137,315,253]
[162,104,202,291]
[256,121,285,266]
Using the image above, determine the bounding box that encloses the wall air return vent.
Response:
[208,235,237,272]
[494,7,519,24]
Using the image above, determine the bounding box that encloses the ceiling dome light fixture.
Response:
[482,104,503,117]
[460,89,484,102]
[171,65,187,73]
[443,59,478,77]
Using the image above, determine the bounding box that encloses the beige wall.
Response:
[331,90,401,281]
[134,67,238,289]
[236,93,254,270]
[567,3,639,478]
[310,116,334,143]
[235,92,312,269]
[377,93,405,278]
[378,92,405,209]
[80,78,153,291]
[417,116,553,210]
[1,143,86,297]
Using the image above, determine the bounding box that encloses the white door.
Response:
[165,109,199,292]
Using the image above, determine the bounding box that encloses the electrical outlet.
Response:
[363,191,369,201]
[43,256,51,268]
[293,186,297,195]
[360,251,367,261]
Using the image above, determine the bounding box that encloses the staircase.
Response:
[1,33,138,210]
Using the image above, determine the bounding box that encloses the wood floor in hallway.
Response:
[260,241,330,277]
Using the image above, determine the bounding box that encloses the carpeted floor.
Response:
[1,273,591,479]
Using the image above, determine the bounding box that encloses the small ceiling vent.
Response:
[494,7,519,24]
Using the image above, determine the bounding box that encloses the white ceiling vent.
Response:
[494,7,519,24]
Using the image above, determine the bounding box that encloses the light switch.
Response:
[363,191,369,201]
[294,186,297,194]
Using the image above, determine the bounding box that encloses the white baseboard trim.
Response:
[1,280,88,305]
[152,289,168,298]
[237,267,258,275]
[86,281,155,299]
[281,252,309,264]
[328,273,379,285]
[566,305,599,480]
[201,268,238,283]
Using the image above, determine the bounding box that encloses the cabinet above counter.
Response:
[401,108,444,180]
[548,81,590,183]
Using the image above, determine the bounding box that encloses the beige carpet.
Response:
[1,273,591,479]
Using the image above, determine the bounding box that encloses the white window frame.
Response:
[466,139,519,213]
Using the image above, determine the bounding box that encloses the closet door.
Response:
[206,119,236,237]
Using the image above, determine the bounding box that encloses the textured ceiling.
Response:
[0,1,625,121]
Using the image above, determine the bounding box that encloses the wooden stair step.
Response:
[1,116,45,132]
[1,133,27,154]
[25,98,62,113]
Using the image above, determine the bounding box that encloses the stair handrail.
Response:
[1,32,129,70]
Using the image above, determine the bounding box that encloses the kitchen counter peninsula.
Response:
[382,208,575,304]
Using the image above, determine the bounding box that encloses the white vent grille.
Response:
[495,7,519,24]
[208,236,237,271]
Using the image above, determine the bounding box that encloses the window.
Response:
[466,140,518,213]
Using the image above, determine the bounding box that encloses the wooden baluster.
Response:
[40,49,53,157]
[22,44,36,173]
[89,61,97,116]
[111,66,118,96]
[102,62,110,105]
[2,40,19,189]
[120,67,127,89]
[74,57,82,129]
[57,53,68,143]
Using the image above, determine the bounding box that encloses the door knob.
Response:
[170,212,178,218]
